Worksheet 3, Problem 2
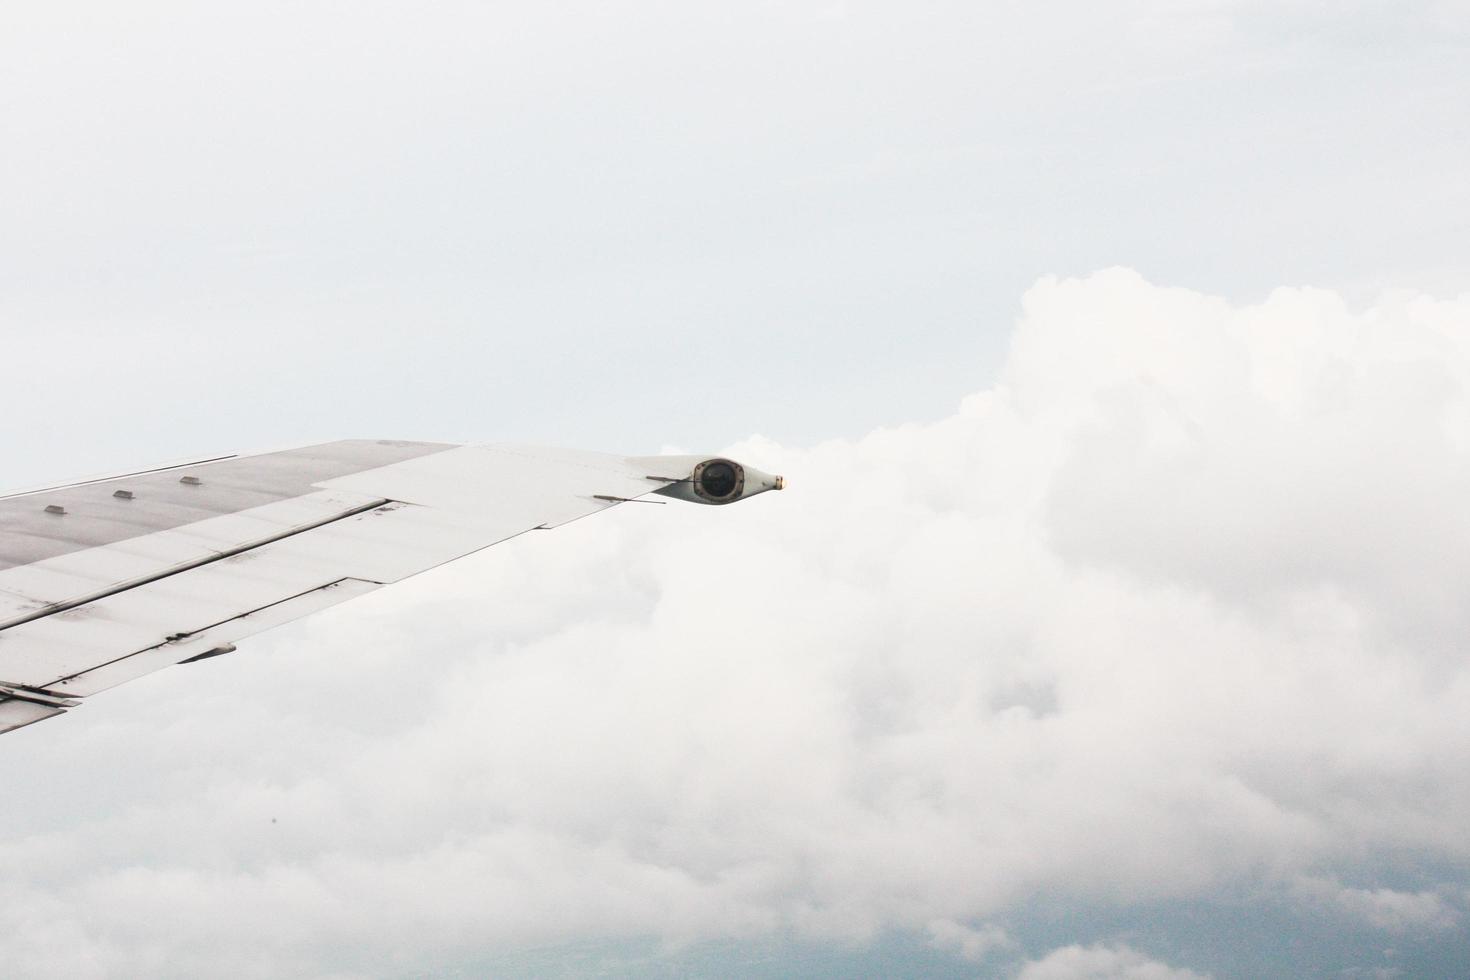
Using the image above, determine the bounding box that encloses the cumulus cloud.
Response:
[1016,943,1210,980]
[3,269,1470,976]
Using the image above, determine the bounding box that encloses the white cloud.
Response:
[1016,943,1210,980]
[3,269,1470,975]
[927,918,1012,963]
[1295,876,1460,933]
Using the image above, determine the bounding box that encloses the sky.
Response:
[2,2,1470,978]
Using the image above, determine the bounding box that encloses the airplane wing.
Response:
[0,440,782,735]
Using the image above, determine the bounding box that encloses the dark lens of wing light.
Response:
[699,462,738,498]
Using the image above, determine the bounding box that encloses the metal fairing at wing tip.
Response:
[0,440,783,736]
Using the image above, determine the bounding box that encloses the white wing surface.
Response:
[0,440,782,735]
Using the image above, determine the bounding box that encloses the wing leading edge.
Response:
[0,441,782,735]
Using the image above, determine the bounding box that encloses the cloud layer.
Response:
[1016,944,1209,980]
[3,269,1470,977]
